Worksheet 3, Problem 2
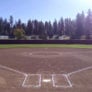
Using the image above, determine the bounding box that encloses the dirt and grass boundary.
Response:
[0,44,92,49]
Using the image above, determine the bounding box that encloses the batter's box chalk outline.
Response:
[22,74,41,88]
[52,74,73,88]
[0,64,92,88]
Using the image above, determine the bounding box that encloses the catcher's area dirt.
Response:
[0,48,92,92]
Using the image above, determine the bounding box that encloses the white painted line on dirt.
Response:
[1,64,92,88]
[22,74,28,87]
[22,74,41,88]
[24,51,63,58]
[64,74,73,87]
[68,66,92,76]
[28,73,42,88]
[0,64,26,75]
[51,74,56,87]
[39,74,42,87]
[52,74,72,88]
[0,64,28,88]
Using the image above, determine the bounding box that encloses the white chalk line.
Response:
[0,64,92,88]
[65,66,92,88]
[52,74,72,88]
[0,64,29,88]
[22,74,28,87]
[64,74,73,88]
[67,66,92,76]
[22,51,63,58]
[22,74,41,88]
[0,64,26,75]
[0,64,69,88]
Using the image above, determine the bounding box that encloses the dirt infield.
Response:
[0,48,92,92]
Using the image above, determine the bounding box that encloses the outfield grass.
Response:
[0,44,92,49]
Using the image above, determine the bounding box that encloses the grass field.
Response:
[0,44,92,48]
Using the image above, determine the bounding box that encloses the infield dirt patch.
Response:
[0,48,92,92]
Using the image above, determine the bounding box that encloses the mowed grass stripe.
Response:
[0,44,92,49]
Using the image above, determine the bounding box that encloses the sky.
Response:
[0,0,92,23]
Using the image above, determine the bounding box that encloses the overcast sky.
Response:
[0,0,92,22]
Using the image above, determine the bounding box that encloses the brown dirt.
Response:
[0,48,92,92]
[70,69,92,88]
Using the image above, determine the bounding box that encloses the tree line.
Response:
[0,9,92,40]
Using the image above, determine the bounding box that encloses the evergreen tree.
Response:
[85,9,92,39]
[53,20,58,35]
[26,20,33,35]
[75,12,85,39]
[58,18,64,36]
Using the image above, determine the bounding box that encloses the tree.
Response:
[58,18,64,36]
[45,21,49,35]
[65,18,71,36]
[9,16,13,28]
[75,12,85,39]
[38,21,47,39]
[14,28,25,40]
[64,18,76,39]
[0,18,3,35]
[85,9,92,39]
[33,20,39,35]
[16,19,22,28]
[48,21,53,38]
[26,20,33,35]
[3,19,9,35]
[0,9,92,40]
[53,20,58,35]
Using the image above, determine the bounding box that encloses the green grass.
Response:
[0,44,92,49]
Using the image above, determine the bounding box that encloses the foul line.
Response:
[0,64,26,75]
[0,64,28,88]
[67,66,92,76]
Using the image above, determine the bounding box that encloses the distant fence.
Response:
[0,40,92,44]
[0,36,9,40]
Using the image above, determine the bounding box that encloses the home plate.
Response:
[41,74,53,88]
[42,79,52,83]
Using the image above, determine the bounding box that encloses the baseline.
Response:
[0,64,26,75]
[68,66,92,76]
